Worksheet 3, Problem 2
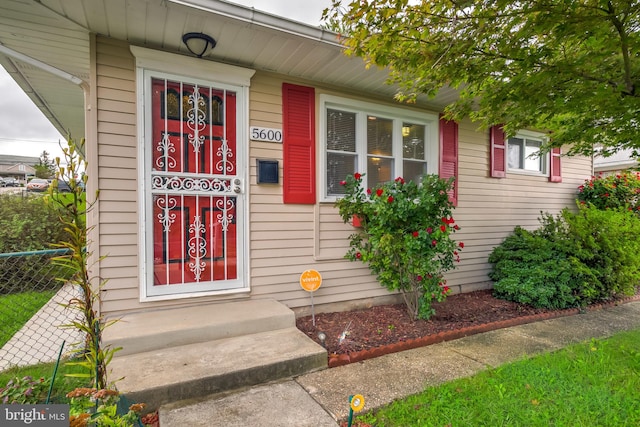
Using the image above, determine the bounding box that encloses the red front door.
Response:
[147,77,244,296]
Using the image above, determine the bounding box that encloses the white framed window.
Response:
[320,95,438,201]
[507,130,548,174]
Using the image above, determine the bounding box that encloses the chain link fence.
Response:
[0,249,85,371]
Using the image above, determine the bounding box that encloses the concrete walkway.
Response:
[160,300,640,426]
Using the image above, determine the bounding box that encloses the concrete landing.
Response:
[111,327,326,410]
[106,300,327,410]
[104,299,295,356]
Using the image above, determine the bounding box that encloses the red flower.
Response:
[442,286,450,294]
[340,180,346,186]
[453,250,458,255]
[394,177,405,184]
[388,196,394,203]
[426,227,433,234]
[441,217,447,223]
[453,224,460,230]
[376,188,384,197]
[356,252,362,259]
[432,240,437,246]
[440,225,446,232]
[354,173,362,180]
[459,242,465,249]
[417,275,423,281]
[366,188,372,195]
[412,231,419,238]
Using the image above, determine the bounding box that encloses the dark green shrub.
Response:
[489,226,593,309]
[0,194,69,253]
[490,206,640,309]
[562,206,640,301]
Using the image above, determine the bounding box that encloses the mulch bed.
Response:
[296,289,640,367]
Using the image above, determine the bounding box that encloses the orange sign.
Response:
[300,269,322,292]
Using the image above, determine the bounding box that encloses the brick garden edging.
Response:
[327,294,640,368]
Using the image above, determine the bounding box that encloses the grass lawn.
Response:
[358,329,640,426]
[0,290,55,347]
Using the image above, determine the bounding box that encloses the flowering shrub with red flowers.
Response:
[335,173,462,320]
[577,171,640,212]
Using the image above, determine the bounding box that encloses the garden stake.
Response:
[46,340,65,404]
[339,321,352,345]
[347,394,365,427]
[95,320,100,413]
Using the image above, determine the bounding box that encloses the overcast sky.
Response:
[0,0,332,160]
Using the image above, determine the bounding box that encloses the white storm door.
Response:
[145,76,246,297]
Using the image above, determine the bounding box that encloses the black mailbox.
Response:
[256,159,279,184]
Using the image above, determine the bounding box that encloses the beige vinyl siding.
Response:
[94,36,139,315]
[248,73,328,301]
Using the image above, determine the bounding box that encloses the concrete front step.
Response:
[104,299,295,356]
[110,327,327,411]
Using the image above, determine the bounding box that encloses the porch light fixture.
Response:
[182,32,217,58]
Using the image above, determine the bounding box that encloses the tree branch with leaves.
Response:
[324,0,640,158]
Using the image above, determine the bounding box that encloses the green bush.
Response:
[0,194,69,253]
[489,226,592,309]
[563,206,640,300]
[490,206,640,309]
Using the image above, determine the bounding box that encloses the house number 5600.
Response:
[250,126,283,143]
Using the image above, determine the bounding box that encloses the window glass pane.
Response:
[508,138,523,169]
[524,139,542,171]
[327,109,356,152]
[327,152,357,196]
[367,157,393,187]
[402,123,425,160]
[403,160,427,183]
[367,116,393,156]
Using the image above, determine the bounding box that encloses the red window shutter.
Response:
[490,125,507,178]
[549,147,562,183]
[282,83,316,204]
[439,116,458,206]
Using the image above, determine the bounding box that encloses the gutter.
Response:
[168,0,342,47]
[0,44,88,90]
